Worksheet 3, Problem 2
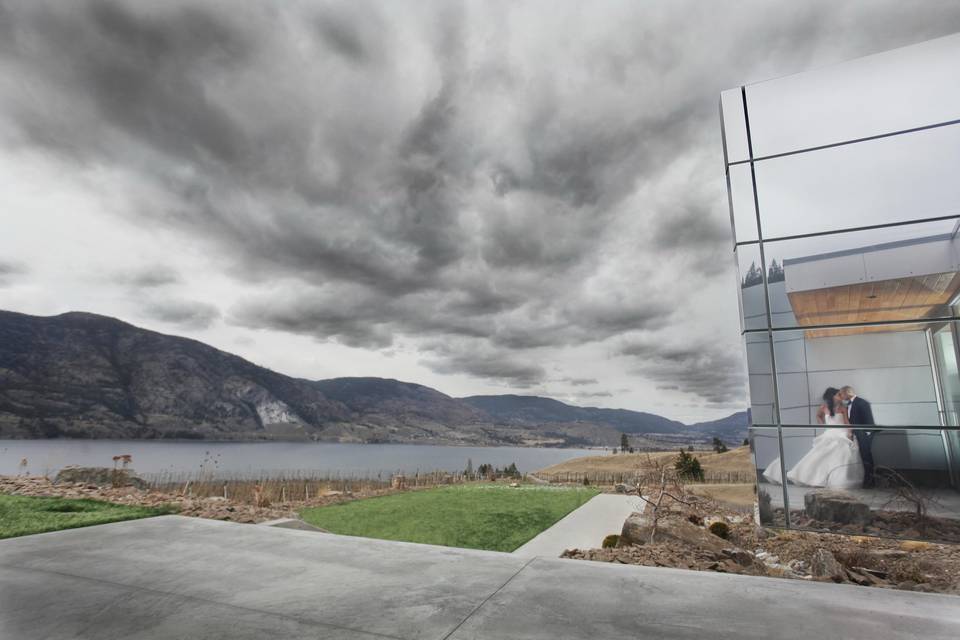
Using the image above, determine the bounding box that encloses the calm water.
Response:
[0,440,600,479]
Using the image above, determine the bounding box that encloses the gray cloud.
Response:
[113,265,181,289]
[0,261,26,286]
[570,390,613,399]
[420,340,547,388]
[3,0,960,400]
[619,338,746,405]
[143,298,220,330]
[560,377,599,387]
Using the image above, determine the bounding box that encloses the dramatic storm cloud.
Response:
[2,0,959,420]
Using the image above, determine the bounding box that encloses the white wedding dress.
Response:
[762,412,864,489]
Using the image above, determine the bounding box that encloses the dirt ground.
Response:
[537,446,752,477]
[0,475,395,524]
[561,494,960,595]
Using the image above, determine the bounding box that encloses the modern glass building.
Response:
[721,33,960,542]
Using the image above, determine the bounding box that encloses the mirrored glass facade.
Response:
[723,33,960,542]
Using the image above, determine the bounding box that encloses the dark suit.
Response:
[848,396,876,487]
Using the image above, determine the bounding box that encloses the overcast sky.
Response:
[2,1,959,422]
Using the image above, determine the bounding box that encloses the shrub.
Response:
[674,450,704,482]
[582,476,590,486]
[708,521,730,539]
[602,534,620,548]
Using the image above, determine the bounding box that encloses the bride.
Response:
[763,387,864,489]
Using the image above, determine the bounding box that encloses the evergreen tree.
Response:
[674,450,705,481]
[620,433,629,452]
[768,259,785,283]
[741,261,763,288]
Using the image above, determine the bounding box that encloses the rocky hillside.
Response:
[0,310,747,445]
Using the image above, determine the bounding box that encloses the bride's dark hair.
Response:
[822,387,840,417]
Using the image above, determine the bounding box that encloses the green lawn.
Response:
[0,495,175,540]
[300,483,599,552]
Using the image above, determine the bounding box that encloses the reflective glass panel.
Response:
[762,219,960,329]
[779,426,960,543]
[750,426,787,527]
[720,88,749,164]
[745,33,960,158]
[744,332,774,425]
[754,123,960,240]
[728,162,758,243]
[772,323,946,428]
[735,243,766,331]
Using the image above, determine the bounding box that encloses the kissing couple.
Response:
[763,386,877,489]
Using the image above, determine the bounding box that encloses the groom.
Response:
[842,385,876,488]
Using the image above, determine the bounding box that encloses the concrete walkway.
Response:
[2,516,958,639]
[513,493,640,557]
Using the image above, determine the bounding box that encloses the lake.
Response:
[0,440,602,479]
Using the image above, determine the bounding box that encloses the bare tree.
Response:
[633,454,694,543]
[875,466,943,533]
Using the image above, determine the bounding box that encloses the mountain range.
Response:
[0,310,747,447]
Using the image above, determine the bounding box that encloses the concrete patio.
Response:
[1,516,958,639]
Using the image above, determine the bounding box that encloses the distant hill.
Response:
[0,310,748,446]
[460,395,686,435]
[687,410,750,442]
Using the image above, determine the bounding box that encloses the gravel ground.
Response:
[561,497,960,595]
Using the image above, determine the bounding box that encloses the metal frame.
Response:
[723,75,960,532]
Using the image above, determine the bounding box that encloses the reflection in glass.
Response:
[727,162,758,243]
[771,427,960,543]
[720,88,749,164]
[750,427,786,527]
[762,219,960,329]
[754,123,960,240]
[745,33,960,158]
[772,323,946,428]
[744,332,774,425]
[726,33,960,542]
[735,243,766,331]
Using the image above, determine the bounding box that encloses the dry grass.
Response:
[535,446,753,479]
[686,483,755,507]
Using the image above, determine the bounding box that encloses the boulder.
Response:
[54,467,147,490]
[809,549,843,579]
[804,489,872,525]
[614,483,632,494]
[620,512,728,551]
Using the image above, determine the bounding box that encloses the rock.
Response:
[845,568,887,587]
[620,513,728,551]
[509,482,520,488]
[704,515,728,528]
[54,467,148,490]
[788,559,809,574]
[614,483,631,494]
[804,490,872,525]
[810,549,844,579]
[897,580,917,590]
[721,548,754,567]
